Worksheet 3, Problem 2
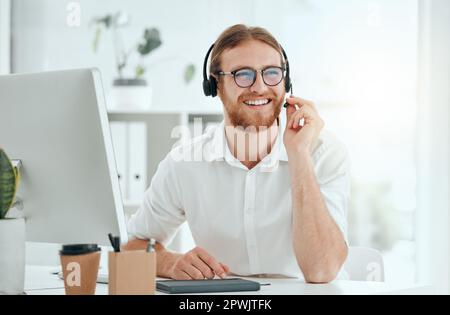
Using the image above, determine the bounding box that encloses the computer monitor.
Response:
[0,68,128,246]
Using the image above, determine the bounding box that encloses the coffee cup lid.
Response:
[59,244,100,256]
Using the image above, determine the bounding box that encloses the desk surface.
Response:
[25,265,433,295]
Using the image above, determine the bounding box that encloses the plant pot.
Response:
[110,78,152,111]
[0,218,25,295]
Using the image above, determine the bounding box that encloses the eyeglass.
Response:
[217,66,285,88]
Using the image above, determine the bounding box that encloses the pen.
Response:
[108,233,115,249]
[108,233,121,252]
[114,236,121,252]
[147,239,156,252]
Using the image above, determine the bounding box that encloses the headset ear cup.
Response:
[210,77,217,97]
[203,79,212,97]
[203,77,218,97]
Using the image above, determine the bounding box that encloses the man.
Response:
[125,24,350,283]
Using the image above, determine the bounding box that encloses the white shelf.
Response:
[107,109,182,115]
[107,109,223,115]
[107,109,223,210]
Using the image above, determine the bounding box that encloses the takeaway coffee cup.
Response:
[59,244,101,295]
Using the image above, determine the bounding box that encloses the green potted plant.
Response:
[0,148,25,295]
[91,12,162,110]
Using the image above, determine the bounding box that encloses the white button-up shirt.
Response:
[127,121,350,279]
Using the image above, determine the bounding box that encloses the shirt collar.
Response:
[207,121,227,161]
[208,119,289,168]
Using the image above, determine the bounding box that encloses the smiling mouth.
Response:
[243,99,272,107]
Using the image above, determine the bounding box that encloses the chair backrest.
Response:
[343,247,385,282]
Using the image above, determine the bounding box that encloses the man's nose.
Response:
[249,72,268,94]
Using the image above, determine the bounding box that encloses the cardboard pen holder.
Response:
[108,250,156,295]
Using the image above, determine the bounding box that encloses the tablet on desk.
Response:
[156,278,261,294]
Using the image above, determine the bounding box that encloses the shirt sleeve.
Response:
[312,131,351,245]
[127,155,185,247]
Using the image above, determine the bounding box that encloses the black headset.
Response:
[202,43,292,98]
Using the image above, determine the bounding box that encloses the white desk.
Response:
[25,265,434,295]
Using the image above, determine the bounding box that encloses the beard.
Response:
[223,94,283,130]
